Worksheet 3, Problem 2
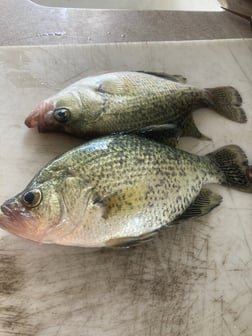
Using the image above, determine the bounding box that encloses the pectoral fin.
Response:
[97,75,132,95]
[103,184,161,248]
[177,188,222,221]
[102,184,148,218]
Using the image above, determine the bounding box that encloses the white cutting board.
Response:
[0,40,251,336]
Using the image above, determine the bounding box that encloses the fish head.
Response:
[0,171,104,246]
[25,87,105,137]
[0,178,63,243]
[25,90,83,134]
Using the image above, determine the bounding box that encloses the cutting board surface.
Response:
[0,40,251,336]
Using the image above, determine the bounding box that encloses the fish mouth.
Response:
[1,204,14,217]
[25,100,57,132]
[0,201,41,242]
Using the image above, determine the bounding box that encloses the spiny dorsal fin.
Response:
[137,71,187,83]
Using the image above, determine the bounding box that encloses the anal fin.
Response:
[181,114,211,141]
[105,231,158,248]
[177,188,222,221]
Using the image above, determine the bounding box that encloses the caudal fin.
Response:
[206,86,247,123]
[207,145,252,192]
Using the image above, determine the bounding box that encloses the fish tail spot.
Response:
[207,145,252,193]
[206,86,247,123]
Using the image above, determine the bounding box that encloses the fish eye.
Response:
[53,108,70,123]
[22,189,42,208]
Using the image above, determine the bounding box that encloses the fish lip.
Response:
[0,201,40,241]
[1,198,35,221]
[1,204,15,217]
[0,203,21,232]
[25,100,55,132]
[1,199,21,218]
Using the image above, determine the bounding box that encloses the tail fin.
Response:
[207,145,252,192]
[206,87,247,123]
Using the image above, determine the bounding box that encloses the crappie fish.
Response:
[1,135,251,248]
[25,71,246,142]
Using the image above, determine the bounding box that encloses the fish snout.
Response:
[0,198,40,240]
[25,100,55,132]
[1,195,35,218]
[1,198,20,216]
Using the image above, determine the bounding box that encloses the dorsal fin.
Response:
[137,71,187,83]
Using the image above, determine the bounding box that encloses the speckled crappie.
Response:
[25,71,246,142]
[1,135,251,248]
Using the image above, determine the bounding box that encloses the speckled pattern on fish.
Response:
[25,71,246,140]
[1,135,251,248]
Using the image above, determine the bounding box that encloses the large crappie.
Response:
[1,135,251,248]
[25,71,246,142]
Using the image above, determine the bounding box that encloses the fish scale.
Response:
[35,136,223,226]
[25,71,247,143]
[98,86,204,132]
[1,135,251,247]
